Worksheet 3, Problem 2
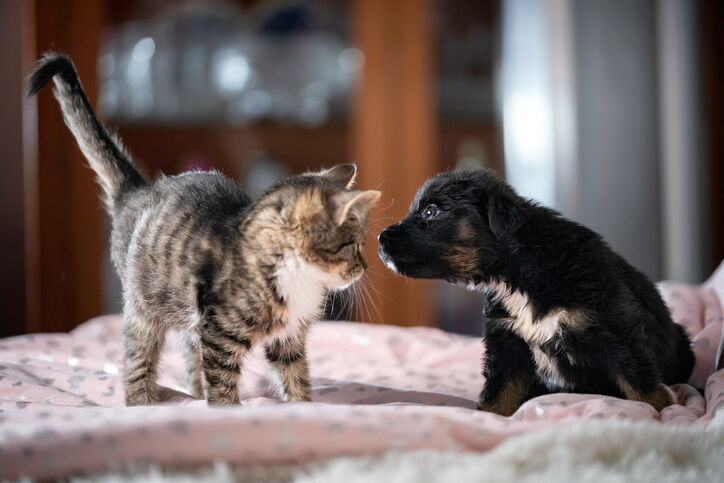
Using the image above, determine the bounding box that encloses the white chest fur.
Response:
[532,346,569,390]
[272,255,327,341]
[479,280,583,390]
[485,280,567,346]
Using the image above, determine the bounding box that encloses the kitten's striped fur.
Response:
[28,54,380,406]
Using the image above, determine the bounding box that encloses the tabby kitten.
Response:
[28,53,380,406]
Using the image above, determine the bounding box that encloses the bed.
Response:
[1,264,723,481]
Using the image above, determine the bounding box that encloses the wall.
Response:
[575,0,662,280]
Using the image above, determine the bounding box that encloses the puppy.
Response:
[378,169,694,416]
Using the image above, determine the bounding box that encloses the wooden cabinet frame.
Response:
[9,0,440,334]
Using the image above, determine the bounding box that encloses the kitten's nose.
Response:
[362,260,368,270]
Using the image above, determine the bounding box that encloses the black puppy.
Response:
[378,169,694,416]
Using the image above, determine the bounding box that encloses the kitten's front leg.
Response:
[265,335,312,402]
[199,319,250,405]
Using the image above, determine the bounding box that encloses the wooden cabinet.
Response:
[11,0,503,334]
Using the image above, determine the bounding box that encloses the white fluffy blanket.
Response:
[300,410,724,483]
[71,410,724,482]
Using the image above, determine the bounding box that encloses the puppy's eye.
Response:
[421,204,440,220]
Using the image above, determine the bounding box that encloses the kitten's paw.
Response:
[206,393,241,406]
[189,385,205,399]
[125,390,160,406]
[186,378,205,399]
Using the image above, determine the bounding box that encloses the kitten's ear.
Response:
[319,164,357,189]
[332,190,382,225]
[487,193,523,239]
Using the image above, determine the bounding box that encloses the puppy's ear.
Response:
[487,194,523,239]
[318,164,357,189]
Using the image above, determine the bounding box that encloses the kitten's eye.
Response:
[421,204,439,220]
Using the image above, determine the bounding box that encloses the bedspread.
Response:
[1,263,723,480]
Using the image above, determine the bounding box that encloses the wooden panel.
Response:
[116,123,349,178]
[0,0,34,337]
[352,0,438,326]
[32,0,107,332]
[23,0,446,332]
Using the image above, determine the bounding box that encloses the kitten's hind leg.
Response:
[265,335,312,402]
[123,314,165,406]
[179,331,205,399]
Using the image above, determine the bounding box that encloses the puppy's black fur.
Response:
[378,169,694,416]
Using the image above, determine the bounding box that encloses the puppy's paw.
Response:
[476,400,519,417]
[617,377,675,412]
[645,384,675,411]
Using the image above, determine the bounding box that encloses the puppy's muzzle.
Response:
[377,223,404,273]
[377,222,402,247]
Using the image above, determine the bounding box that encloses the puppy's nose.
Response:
[378,224,398,244]
[378,228,390,244]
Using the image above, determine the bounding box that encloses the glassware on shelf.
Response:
[242,152,291,200]
[97,1,361,126]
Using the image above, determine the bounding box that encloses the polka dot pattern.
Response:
[0,262,723,480]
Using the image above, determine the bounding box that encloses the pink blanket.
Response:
[1,264,723,480]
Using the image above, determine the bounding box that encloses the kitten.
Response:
[28,53,380,406]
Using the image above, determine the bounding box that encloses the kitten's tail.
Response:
[26,53,147,210]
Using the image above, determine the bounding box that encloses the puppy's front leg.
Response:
[477,323,539,416]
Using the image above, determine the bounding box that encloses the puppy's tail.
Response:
[27,53,147,210]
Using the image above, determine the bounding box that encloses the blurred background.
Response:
[0,0,721,337]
